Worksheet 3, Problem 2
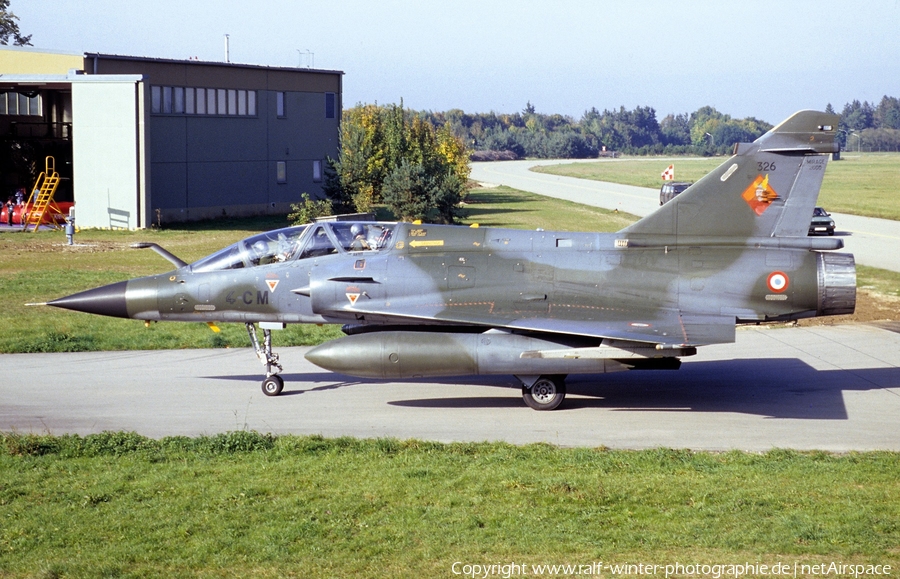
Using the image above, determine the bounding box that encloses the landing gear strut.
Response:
[246,323,284,396]
[519,374,567,411]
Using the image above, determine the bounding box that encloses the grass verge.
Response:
[0,185,897,354]
[0,188,635,354]
[533,153,900,221]
[1,432,898,578]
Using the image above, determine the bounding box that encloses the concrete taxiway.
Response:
[2,324,899,451]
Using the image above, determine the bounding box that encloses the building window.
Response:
[0,92,41,116]
[174,87,185,114]
[163,86,173,114]
[217,89,226,115]
[151,86,161,113]
[325,92,336,119]
[276,91,285,118]
[313,160,322,182]
[276,161,287,184]
[237,90,247,115]
[150,86,258,117]
[196,88,206,114]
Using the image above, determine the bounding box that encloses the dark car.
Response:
[659,181,693,205]
[809,206,835,236]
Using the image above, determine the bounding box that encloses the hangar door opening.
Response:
[71,76,147,229]
[0,87,73,215]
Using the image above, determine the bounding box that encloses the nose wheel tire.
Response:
[262,375,284,396]
[522,375,566,411]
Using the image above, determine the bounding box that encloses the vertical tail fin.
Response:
[623,110,840,240]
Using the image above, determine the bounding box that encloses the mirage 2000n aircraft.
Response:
[41,110,855,410]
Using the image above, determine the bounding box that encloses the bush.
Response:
[288,193,333,225]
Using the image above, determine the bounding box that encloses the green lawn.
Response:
[1,185,898,353]
[1,433,898,578]
[533,152,900,221]
[0,190,636,354]
[461,184,636,232]
[2,193,899,577]
[0,217,344,353]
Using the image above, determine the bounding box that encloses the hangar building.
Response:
[0,47,342,228]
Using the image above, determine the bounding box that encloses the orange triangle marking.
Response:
[266,280,279,292]
[346,293,360,305]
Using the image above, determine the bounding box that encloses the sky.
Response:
[11,0,900,124]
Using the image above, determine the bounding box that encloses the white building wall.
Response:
[71,77,146,229]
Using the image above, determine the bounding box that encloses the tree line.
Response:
[423,103,773,158]
[420,95,900,158]
[308,96,900,225]
[829,97,900,152]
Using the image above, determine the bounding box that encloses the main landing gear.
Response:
[246,323,284,396]
[518,374,567,411]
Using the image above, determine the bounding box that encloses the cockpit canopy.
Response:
[190,222,396,273]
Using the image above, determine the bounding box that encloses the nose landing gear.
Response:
[246,322,285,396]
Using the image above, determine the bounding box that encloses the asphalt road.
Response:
[3,324,899,451]
[469,159,900,273]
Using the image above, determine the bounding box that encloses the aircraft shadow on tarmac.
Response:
[211,358,899,420]
[397,358,900,419]
[208,372,372,397]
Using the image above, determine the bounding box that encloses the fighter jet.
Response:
[41,110,855,410]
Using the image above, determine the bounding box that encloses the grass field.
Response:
[533,152,900,221]
[1,432,898,578]
[0,189,635,354]
[0,217,345,353]
[1,183,897,355]
[2,189,900,577]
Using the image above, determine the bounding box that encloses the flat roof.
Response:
[85,52,344,76]
[0,71,144,91]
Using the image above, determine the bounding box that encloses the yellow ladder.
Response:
[23,156,62,232]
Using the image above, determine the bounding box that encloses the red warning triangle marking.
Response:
[346,293,360,305]
[266,280,279,292]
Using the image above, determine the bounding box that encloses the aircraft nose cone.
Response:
[47,281,129,318]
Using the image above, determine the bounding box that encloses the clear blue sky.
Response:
[14,0,900,124]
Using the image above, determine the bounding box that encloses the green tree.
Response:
[382,160,433,222]
[875,96,900,129]
[325,104,385,212]
[430,170,467,224]
[0,0,30,46]
[326,102,469,223]
[842,100,875,131]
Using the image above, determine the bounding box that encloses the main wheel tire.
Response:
[522,376,566,411]
[262,375,284,396]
